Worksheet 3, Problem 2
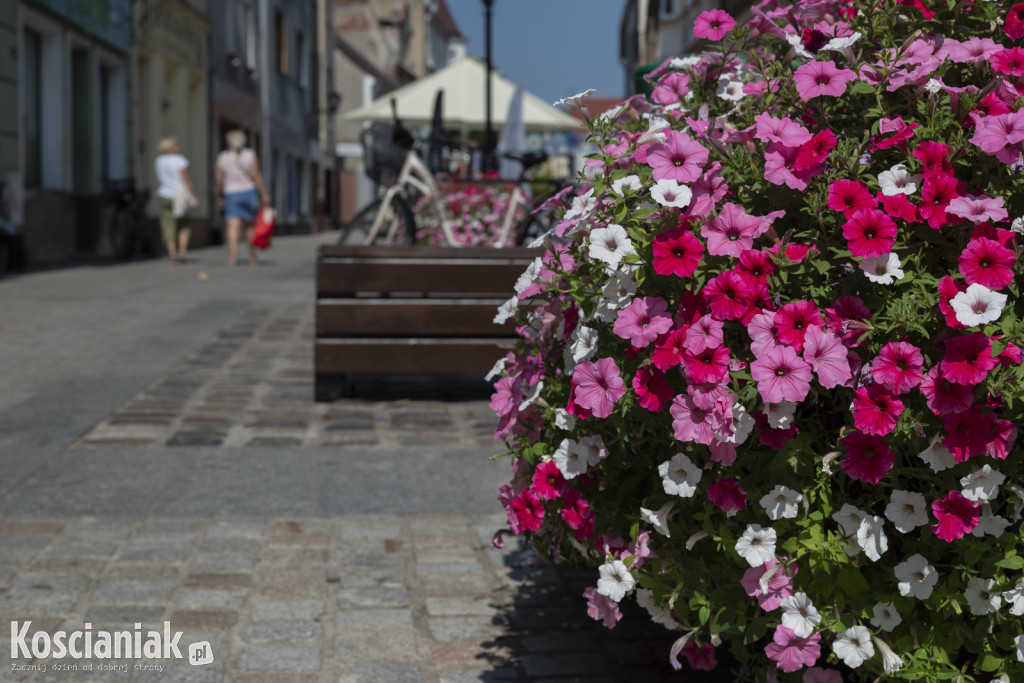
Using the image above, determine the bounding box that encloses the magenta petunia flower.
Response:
[794,129,837,170]
[774,301,823,353]
[871,342,925,394]
[737,249,776,287]
[751,345,812,404]
[651,328,687,371]
[801,326,852,389]
[942,406,993,462]
[572,357,627,418]
[931,491,981,542]
[647,130,709,183]
[707,478,747,513]
[842,208,897,258]
[914,140,954,176]
[959,237,1016,290]
[612,296,674,347]
[701,203,769,257]
[947,195,1009,224]
[827,179,876,217]
[753,112,813,148]
[693,9,736,40]
[937,276,968,330]
[764,625,821,673]
[823,295,871,346]
[683,345,731,385]
[879,193,918,223]
[852,384,904,436]
[1005,3,1024,40]
[510,488,544,531]
[531,461,567,500]
[839,431,895,484]
[919,174,960,230]
[920,365,973,416]
[652,227,704,278]
[632,366,673,412]
[992,47,1024,76]
[681,640,718,671]
[793,60,857,100]
[940,332,997,386]
[703,271,752,321]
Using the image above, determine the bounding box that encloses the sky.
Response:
[443,0,626,105]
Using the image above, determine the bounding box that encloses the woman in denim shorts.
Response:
[214,130,270,266]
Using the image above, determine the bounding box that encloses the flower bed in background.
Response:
[490,0,1024,679]
[414,180,526,247]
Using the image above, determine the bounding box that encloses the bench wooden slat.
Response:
[318,261,528,297]
[315,338,513,374]
[317,298,510,337]
[318,245,540,260]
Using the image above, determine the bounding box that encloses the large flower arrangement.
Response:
[489,0,1024,679]
[414,180,525,247]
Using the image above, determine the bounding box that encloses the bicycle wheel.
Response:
[338,200,382,245]
[109,207,136,260]
[516,207,557,247]
[339,196,416,246]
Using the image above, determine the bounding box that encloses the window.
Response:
[275,11,287,75]
[24,27,42,188]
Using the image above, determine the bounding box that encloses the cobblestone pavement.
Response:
[0,236,690,682]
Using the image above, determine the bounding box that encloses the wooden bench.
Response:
[315,245,539,400]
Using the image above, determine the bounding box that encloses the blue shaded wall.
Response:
[28,0,133,54]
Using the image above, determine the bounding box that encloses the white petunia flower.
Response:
[924,78,943,94]
[885,490,929,533]
[950,283,1008,327]
[972,504,1010,538]
[611,174,643,196]
[570,325,599,364]
[833,625,875,668]
[484,356,507,382]
[873,635,904,675]
[764,401,797,429]
[779,592,820,637]
[870,601,902,631]
[716,403,754,445]
[1003,580,1024,616]
[514,257,543,295]
[860,252,905,284]
[588,224,636,268]
[717,76,746,102]
[553,408,577,431]
[518,379,542,411]
[877,163,921,196]
[857,515,888,562]
[650,178,693,209]
[760,485,803,521]
[552,435,606,480]
[636,116,670,146]
[1013,217,1024,235]
[1017,634,1024,663]
[832,503,867,537]
[670,55,702,69]
[895,553,939,600]
[563,188,595,221]
[635,588,677,629]
[823,32,862,51]
[961,464,1006,502]
[493,296,518,325]
[734,524,777,567]
[553,88,595,108]
[785,32,815,59]
[658,453,702,498]
[594,271,637,323]
[919,434,956,472]
[965,577,1002,615]
[640,501,675,537]
[596,560,634,602]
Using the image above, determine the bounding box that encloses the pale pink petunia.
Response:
[946,195,1009,224]
[612,296,674,347]
[764,143,816,190]
[941,37,1001,63]
[702,203,770,257]
[647,130,709,183]
[670,392,720,445]
[741,558,796,610]
[970,111,1024,156]
[793,60,857,100]
[801,326,852,389]
[684,315,725,354]
[753,113,813,148]
[572,358,627,418]
[693,9,736,40]
[583,587,623,629]
[765,625,821,673]
[751,345,813,403]
[688,162,729,217]
[747,310,780,356]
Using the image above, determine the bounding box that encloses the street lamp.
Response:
[482,0,496,173]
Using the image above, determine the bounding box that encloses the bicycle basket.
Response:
[361,124,408,186]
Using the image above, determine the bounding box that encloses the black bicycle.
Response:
[105,179,156,260]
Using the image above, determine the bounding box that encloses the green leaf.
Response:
[850,81,875,95]
[978,653,1003,672]
[698,604,711,625]
[997,555,1024,570]
[837,566,869,597]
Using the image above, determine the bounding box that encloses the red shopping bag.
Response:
[251,207,276,250]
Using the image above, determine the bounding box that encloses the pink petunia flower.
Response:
[919,174,960,230]
[940,332,997,386]
[774,301,823,353]
[689,162,729,217]
[702,203,770,257]
[823,295,871,346]
[959,237,1017,290]
[583,587,622,629]
[572,358,627,418]
[693,9,736,40]
[843,208,898,258]
[652,227,704,278]
[670,392,720,445]
[632,366,673,412]
[802,326,852,389]
[510,489,544,531]
[651,328,688,371]
[681,640,718,671]
[531,461,567,500]
[827,180,876,217]
[683,345,731,385]
[747,309,780,356]
[852,384,904,436]
[684,315,724,354]
[992,47,1024,76]
[1006,3,1024,40]
[750,345,813,404]
[946,195,1009,224]
[969,111,1024,158]
[840,431,895,484]
[871,342,925,394]
[793,60,857,100]
[793,129,837,170]
[803,667,844,683]
[931,491,981,542]
[942,37,1001,63]
[741,558,796,610]
[707,478,747,513]
[703,271,752,321]
[764,143,818,190]
[920,365,973,416]
[647,130,709,183]
[942,406,994,462]
[613,296,674,347]
[651,71,690,106]
[753,113,813,147]
[765,625,821,673]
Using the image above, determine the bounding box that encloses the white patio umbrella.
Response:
[340,57,582,134]
[498,83,527,180]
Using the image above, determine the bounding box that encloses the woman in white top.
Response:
[214,129,270,266]
[154,138,197,262]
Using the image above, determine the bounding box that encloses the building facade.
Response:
[18,0,132,263]
[132,0,211,242]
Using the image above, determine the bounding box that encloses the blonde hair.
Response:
[226,129,247,152]
[158,137,178,155]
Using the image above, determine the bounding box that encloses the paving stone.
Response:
[241,621,322,644]
[168,609,238,631]
[237,645,321,671]
[339,553,406,569]
[258,548,328,564]
[416,563,484,575]
[338,568,406,589]
[8,573,92,594]
[62,523,134,541]
[267,533,329,548]
[117,547,193,564]
[335,608,414,631]
[424,596,497,617]
[416,573,491,595]
[193,553,257,572]
[246,437,303,448]
[337,660,424,683]
[200,538,262,552]
[166,433,225,447]
[0,537,53,550]
[234,674,319,683]
[48,541,119,558]
[91,582,176,604]
[179,589,248,608]
[129,532,199,546]
[520,653,611,677]
[255,578,324,600]
[205,522,265,539]
[520,632,596,652]
[182,572,252,590]
[0,593,79,614]
[0,522,65,536]
[249,600,325,622]
[84,605,166,623]
[334,630,417,661]
[338,523,402,539]
[428,617,506,639]
[428,636,519,671]
[494,566,560,586]
[136,663,224,683]
[437,669,519,683]
[28,558,108,575]
[335,588,410,609]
